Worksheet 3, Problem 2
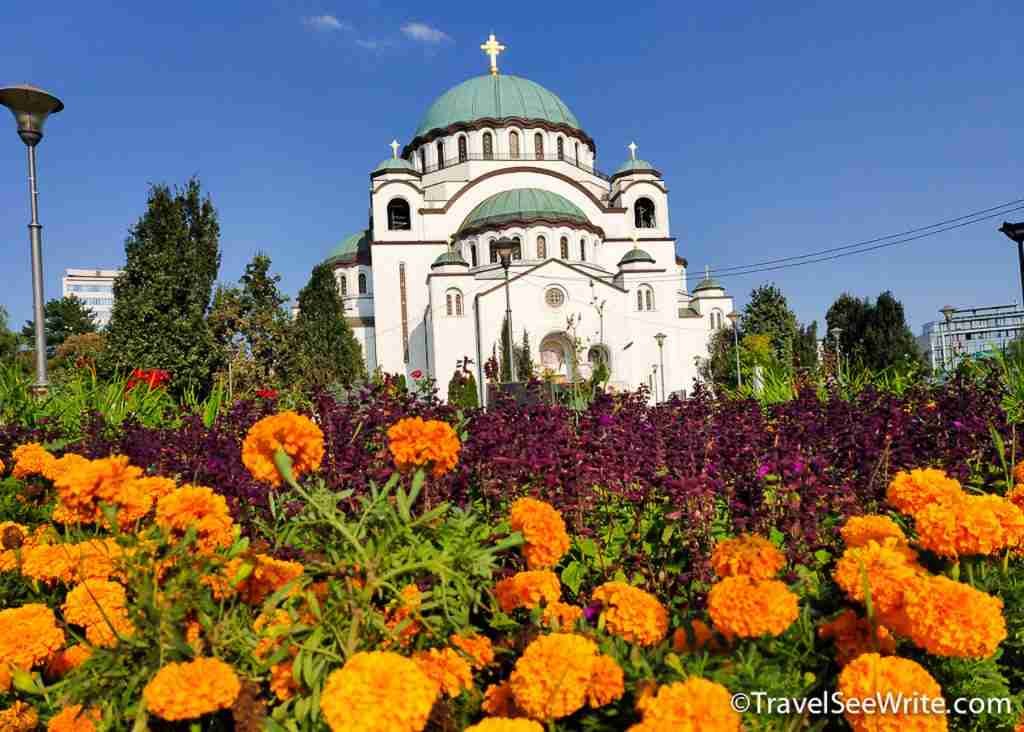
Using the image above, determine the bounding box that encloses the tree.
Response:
[295,263,364,387]
[516,329,535,381]
[794,321,819,373]
[825,291,920,372]
[742,284,798,370]
[21,295,96,354]
[0,306,19,363]
[104,179,221,394]
[447,361,479,409]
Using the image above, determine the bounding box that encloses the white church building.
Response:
[322,35,733,403]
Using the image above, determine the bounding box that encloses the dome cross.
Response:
[480,33,506,76]
[628,141,638,160]
[389,139,400,159]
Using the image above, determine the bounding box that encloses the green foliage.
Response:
[294,263,364,388]
[743,283,799,370]
[447,366,479,409]
[0,306,21,364]
[794,320,819,374]
[21,295,97,355]
[516,329,535,381]
[104,179,221,396]
[826,290,921,372]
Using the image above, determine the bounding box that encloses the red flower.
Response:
[256,388,279,399]
[411,369,423,380]
[126,368,170,392]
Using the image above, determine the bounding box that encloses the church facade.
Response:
[322,35,733,403]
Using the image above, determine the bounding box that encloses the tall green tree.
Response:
[104,179,221,394]
[516,329,535,381]
[825,291,920,371]
[21,295,96,354]
[0,306,19,363]
[742,284,798,370]
[794,320,819,373]
[295,263,364,387]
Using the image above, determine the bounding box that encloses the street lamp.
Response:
[493,236,517,382]
[651,364,658,403]
[726,311,741,388]
[654,332,667,403]
[830,327,843,383]
[940,304,957,372]
[998,222,1024,306]
[0,84,64,393]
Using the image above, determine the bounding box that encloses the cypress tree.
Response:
[295,263,364,387]
[104,179,220,394]
[742,284,798,371]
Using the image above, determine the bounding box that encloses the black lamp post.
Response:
[1000,222,1024,306]
[654,332,666,403]
[0,84,64,393]
[493,237,517,382]
[726,311,741,388]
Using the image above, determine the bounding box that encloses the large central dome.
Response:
[414,74,581,138]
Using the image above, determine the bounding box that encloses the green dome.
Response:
[460,188,589,233]
[693,276,724,292]
[372,157,419,176]
[431,250,469,268]
[611,158,659,178]
[618,247,656,266]
[414,75,581,138]
[325,229,370,266]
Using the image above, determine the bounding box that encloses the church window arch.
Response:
[483,132,494,160]
[536,235,547,259]
[574,141,580,164]
[509,130,520,159]
[559,236,569,259]
[418,149,425,172]
[358,272,368,295]
[635,197,656,229]
[436,140,445,169]
[339,273,348,297]
[512,235,522,260]
[469,243,478,268]
[637,284,655,311]
[534,133,544,160]
[710,309,724,329]
[387,198,411,230]
[489,239,497,264]
[457,135,467,163]
[557,137,565,160]
[446,288,464,317]
[579,238,586,261]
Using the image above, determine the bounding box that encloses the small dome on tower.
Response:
[372,157,420,176]
[611,141,661,180]
[618,247,656,267]
[693,276,724,293]
[431,250,469,269]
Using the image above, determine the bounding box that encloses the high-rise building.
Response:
[62,269,120,327]
[918,304,1024,370]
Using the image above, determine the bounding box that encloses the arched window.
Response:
[358,272,368,295]
[387,198,411,230]
[418,149,425,172]
[536,235,547,259]
[446,288,464,317]
[559,236,569,259]
[635,198,656,228]
[512,236,522,260]
[489,239,497,264]
[574,142,580,163]
[482,132,493,160]
[457,135,467,163]
[534,133,544,160]
[646,288,654,311]
[436,140,445,169]
[711,309,724,330]
[339,273,348,297]
[470,243,478,268]
[557,137,565,160]
[510,131,520,159]
[579,238,586,261]
[637,284,654,311]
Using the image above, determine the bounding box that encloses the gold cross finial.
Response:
[389,139,400,159]
[480,33,506,76]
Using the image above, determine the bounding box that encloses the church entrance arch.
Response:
[539,332,577,382]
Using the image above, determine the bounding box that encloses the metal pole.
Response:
[27,144,47,390]
[1017,239,1024,309]
[658,342,665,402]
[732,323,742,388]
[503,264,515,382]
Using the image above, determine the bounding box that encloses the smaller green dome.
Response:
[325,230,371,266]
[431,250,469,268]
[372,157,420,176]
[693,276,724,292]
[618,247,655,266]
[460,188,589,233]
[611,159,660,178]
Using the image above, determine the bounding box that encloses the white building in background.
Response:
[62,269,120,327]
[918,303,1024,370]
[318,34,733,402]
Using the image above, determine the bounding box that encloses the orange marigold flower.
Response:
[483,681,521,717]
[465,720,543,732]
[269,658,299,701]
[0,663,9,694]
[62,579,133,648]
[629,678,741,732]
[386,417,461,477]
[495,570,561,613]
[47,705,101,732]
[11,442,55,479]
[901,575,1006,658]
[710,533,786,579]
[672,619,723,654]
[155,485,234,553]
[41,453,89,483]
[915,493,1024,558]
[450,633,495,669]
[19,539,122,585]
[235,554,304,604]
[143,657,241,721]
[541,601,584,630]
[509,497,570,569]
[838,653,947,732]
[833,538,923,622]
[817,609,896,666]
[840,515,907,548]
[413,647,473,697]
[586,654,625,708]
[592,581,669,646]
[0,522,30,573]
[0,603,65,670]
[45,645,92,679]
[242,411,325,487]
[319,651,438,732]
[508,633,620,720]
[1009,484,1024,513]
[706,575,799,639]
[52,455,145,524]
[1014,461,1024,485]
[0,701,38,732]
[385,584,423,647]
[886,468,962,517]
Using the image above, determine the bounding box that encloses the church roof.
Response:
[372,157,420,176]
[618,247,656,266]
[693,276,724,292]
[324,229,371,266]
[611,158,660,178]
[414,74,581,138]
[431,250,469,268]
[460,188,590,234]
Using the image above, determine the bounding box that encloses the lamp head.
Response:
[940,305,956,323]
[726,311,740,324]
[999,222,1024,245]
[654,332,666,346]
[493,237,516,267]
[0,85,64,146]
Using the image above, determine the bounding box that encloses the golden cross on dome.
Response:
[480,33,506,76]
[389,139,400,159]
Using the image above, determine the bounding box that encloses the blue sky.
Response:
[1,0,1021,335]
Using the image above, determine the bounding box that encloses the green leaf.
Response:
[561,561,585,596]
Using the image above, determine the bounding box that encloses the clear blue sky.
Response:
[1,0,1021,335]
